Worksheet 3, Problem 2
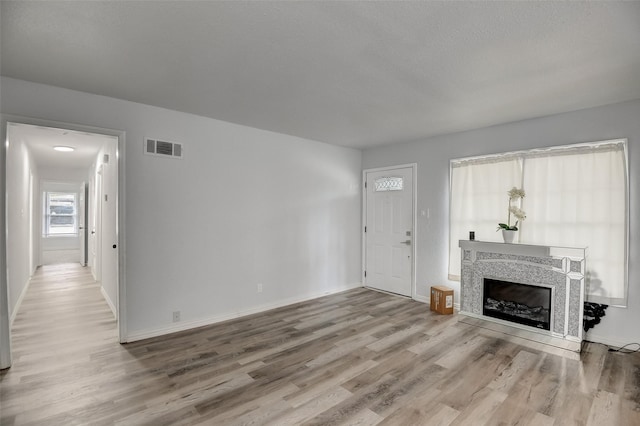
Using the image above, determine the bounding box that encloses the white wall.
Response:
[363,98,640,347]
[39,167,89,182]
[88,158,100,280]
[0,123,8,369]
[0,77,363,340]
[5,124,39,322]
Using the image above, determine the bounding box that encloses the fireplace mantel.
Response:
[459,240,586,259]
[459,240,587,352]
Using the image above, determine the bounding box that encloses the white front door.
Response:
[364,166,414,297]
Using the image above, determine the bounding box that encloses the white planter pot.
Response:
[502,229,517,243]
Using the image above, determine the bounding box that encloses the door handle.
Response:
[400,240,411,245]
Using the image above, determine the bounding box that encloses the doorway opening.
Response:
[0,117,125,369]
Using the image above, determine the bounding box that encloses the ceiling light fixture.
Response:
[53,146,75,152]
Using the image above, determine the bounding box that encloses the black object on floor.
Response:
[583,302,608,332]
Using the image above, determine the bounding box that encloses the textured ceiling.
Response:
[8,123,113,170]
[2,1,640,149]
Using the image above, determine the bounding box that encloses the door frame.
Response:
[0,114,127,369]
[79,182,88,267]
[362,163,417,299]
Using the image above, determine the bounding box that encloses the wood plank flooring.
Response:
[1,263,639,425]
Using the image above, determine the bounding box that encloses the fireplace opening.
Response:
[483,278,551,331]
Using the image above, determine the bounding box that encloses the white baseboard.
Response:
[100,286,117,319]
[125,282,363,343]
[413,294,428,304]
[10,279,31,326]
[584,332,636,349]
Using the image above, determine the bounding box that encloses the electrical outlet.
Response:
[172,311,180,322]
[257,283,263,293]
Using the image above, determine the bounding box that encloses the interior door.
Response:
[364,166,414,297]
[91,172,101,280]
[100,151,118,319]
[78,182,88,266]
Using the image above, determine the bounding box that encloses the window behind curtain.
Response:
[448,157,522,279]
[43,192,78,236]
[449,140,628,306]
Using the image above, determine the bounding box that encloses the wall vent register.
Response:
[145,137,183,159]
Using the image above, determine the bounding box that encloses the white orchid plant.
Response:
[497,187,526,231]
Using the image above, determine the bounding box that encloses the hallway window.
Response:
[44,192,78,236]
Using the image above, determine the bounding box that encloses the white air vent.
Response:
[144,137,183,159]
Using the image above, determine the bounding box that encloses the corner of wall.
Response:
[9,278,31,326]
[100,286,117,319]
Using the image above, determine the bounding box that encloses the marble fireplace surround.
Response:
[459,240,586,352]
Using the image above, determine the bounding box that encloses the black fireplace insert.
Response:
[483,278,551,330]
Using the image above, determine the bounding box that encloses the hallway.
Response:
[0,263,117,424]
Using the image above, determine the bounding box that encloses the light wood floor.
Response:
[1,263,639,425]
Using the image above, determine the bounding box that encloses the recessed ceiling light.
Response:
[53,146,75,152]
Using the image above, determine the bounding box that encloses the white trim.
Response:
[450,138,627,166]
[584,333,634,349]
[100,286,117,319]
[413,294,429,304]
[125,282,363,342]
[9,279,31,326]
[1,115,12,369]
[622,139,630,309]
[362,163,418,300]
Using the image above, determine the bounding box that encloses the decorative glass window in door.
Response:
[374,176,403,191]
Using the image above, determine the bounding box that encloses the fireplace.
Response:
[458,240,586,352]
[483,278,552,331]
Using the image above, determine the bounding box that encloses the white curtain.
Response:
[448,157,522,279]
[520,144,627,305]
[449,140,628,306]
